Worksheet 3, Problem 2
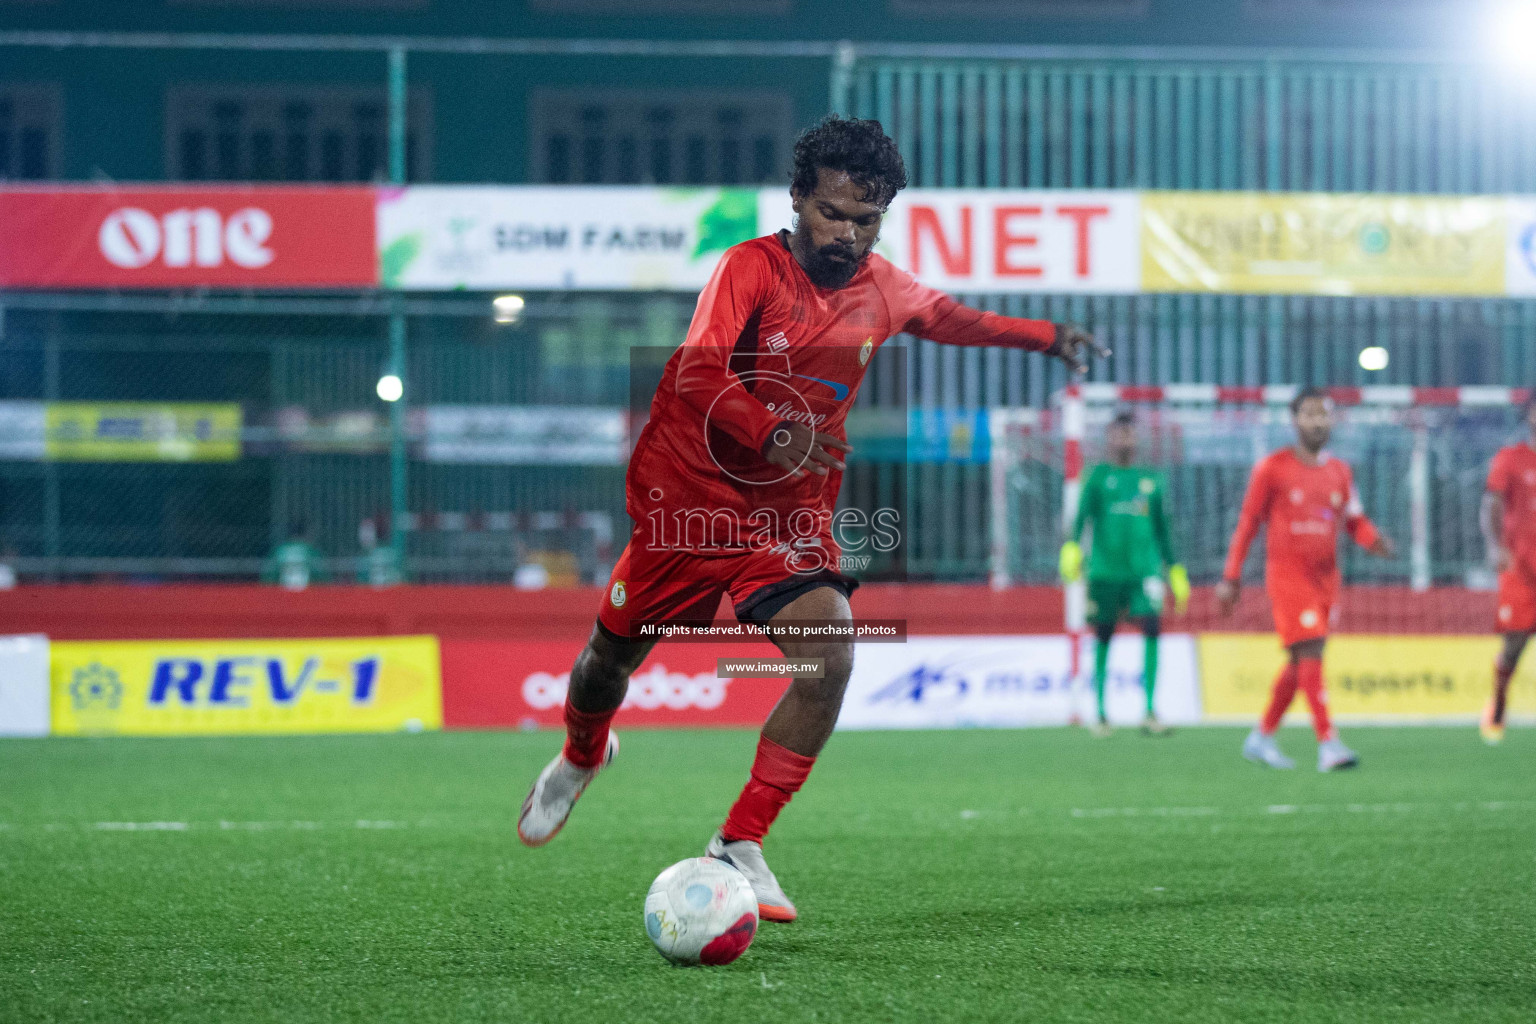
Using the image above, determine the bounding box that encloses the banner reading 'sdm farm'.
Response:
[376,186,763,290]
[51,636,442,736]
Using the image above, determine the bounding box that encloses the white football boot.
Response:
[1317,737,1360,772]
[1242,729,1296,770]
[705,830,798,922]
[516,731,618,847]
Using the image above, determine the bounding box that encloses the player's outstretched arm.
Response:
[1342,473,1392,557]
[1218,459,1272,615]
[886,268,1109,374]
[1151,481,1189,613]
[1482,492,1510,572]
[673,246,781,453]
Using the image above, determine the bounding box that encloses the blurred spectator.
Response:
[357,517,404,588]
[264,521,326,591]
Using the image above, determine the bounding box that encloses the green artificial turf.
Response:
[1,726,1532,1023]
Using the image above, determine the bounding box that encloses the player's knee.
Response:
[1094,621,1116,646]
[571,633,649,706]
[1140,617,1161,640]
[795,641,853,705]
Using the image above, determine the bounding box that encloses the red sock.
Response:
[721,736,817,845]
[562,698,617,769]
[1259,663,1299,735]
[1295,658,1334,742]
[1492,661,1515,724]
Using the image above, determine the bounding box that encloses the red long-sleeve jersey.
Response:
[1488,442,1536,572]
[627,233,1055,546]
[1222,448,1381,586]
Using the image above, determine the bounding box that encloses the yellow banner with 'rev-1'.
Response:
[51,636,441,736]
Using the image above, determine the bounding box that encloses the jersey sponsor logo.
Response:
[1290,488,1305,505]
[1289,520,1332,536]
[859,337,873,366]
[762,401,827,428]
[1138,477,1155,494]
[790,373,850,401]
[610,580,627,608]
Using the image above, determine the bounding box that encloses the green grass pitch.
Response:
[2,726,1533,1023]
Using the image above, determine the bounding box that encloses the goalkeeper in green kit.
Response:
[1059,411,1189,736]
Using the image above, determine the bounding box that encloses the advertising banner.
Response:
[0,186,377,289]
[1507,196,1536,297]
[440,638,788,730]
[0,635,50,738]
[879,189,1141,294]
[1141,192,1507,297]
[45,402,242,462]
[421,406,627,464]
[835,634,1201,730]
[51,635,442,736]
[1198,633,1536,720]
[377,186,763,290]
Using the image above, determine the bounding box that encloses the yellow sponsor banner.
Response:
[51,635,442,736]
[1199,633,1536,719]
[1142,192,1507,297]
[46,402,242,461]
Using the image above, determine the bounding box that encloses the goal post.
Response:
[989,384,1532,634]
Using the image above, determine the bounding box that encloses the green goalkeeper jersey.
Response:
[1072,463,1176,582]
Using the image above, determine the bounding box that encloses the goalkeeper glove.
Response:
[1168,563,1190,614]
[1059,541,1083,583]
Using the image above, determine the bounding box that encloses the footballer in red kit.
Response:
[1217,388,1394,772]
[1479,398,1536,744]
[516,116,1106,921]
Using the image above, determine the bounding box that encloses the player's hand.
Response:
[1058,541,1083,583]
[1167,564,1190,614]
[1368,535,1395,559]
[1047,323,1110,375]
[1490,546,1511,573]
[1215,578,1240,617]
[761,420,851,479]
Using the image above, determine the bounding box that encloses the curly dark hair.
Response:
[1290,385,1328,416]
[790,115,908,208]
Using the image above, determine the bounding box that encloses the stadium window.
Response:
[0,85,61,180]
[888,0,1147,15]
[165,85,433,182]
[532,90,791,186]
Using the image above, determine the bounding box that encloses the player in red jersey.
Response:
[1479,398,1536,745]
[1216,388,1394,772]
[516,117,1105,921]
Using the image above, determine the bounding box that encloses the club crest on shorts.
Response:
[610,580,627,608]
[1500,604,1513,624]
[859,336,873,366]
[1299,608,1320,628]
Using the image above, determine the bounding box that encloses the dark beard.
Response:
[791,223,870,289]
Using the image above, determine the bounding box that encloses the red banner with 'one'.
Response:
[0,185,378,289]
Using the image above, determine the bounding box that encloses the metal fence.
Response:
[3,40,1536,583]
